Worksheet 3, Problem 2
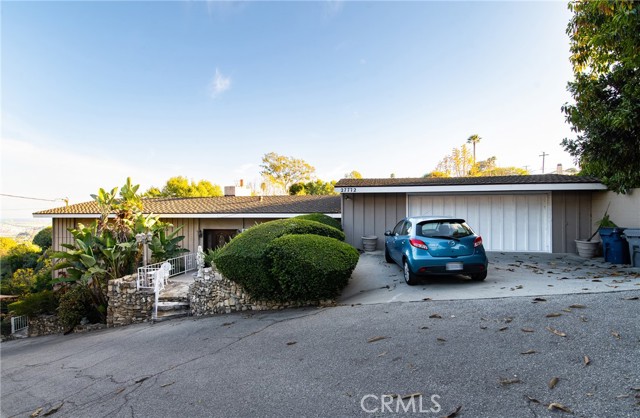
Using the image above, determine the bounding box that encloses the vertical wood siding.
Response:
[342,193,407,249]
[552,191,592,253]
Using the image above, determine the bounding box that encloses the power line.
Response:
[0,193,67,204]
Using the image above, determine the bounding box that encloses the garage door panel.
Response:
[408,194,550,252]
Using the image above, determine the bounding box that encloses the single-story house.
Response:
[334,174,640,254]
[34,192,341,254]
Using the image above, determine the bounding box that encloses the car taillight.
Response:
[474,236,483,247]
[410,239,429,250]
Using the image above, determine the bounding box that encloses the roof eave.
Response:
[336,183,608,194]
[34,212,341,219]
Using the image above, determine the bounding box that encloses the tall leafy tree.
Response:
[260,152,316,193]
[561,0,640,193]
[466,134,482,164]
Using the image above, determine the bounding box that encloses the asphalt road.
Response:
[2,290,639,418]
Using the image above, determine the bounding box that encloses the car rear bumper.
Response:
[407,252,488,276]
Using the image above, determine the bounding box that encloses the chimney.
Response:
[239,179,244,187]
[556,164,563,174]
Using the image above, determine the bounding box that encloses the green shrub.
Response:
[213,218,345,299]
[267,234,359,301]
[295,213,342,231]
[57,286,91,329]
[7,291,59,317]
[0,318,11,336]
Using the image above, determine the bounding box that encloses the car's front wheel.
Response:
[384,245,393,263]
[471,271,487,281]
[403,259,418,286]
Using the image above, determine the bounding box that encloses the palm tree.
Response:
[467,134,481,164]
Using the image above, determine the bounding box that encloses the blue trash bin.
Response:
[622,229,640,267]
[598,227,630,264]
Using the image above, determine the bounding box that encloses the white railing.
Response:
[136,252,197,291]
[11,315,28,334]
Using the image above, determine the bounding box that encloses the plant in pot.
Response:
[575,206,615,258]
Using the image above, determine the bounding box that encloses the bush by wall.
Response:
[213,218,345,300]
[267,234,359,301]
[7,290,58,317]
[57,285,92,329]
[295,213,342,231]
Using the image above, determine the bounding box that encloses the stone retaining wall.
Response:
[27,315,107,337]
[107,274,154,327]
[189,271,335,316]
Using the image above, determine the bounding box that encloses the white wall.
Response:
[592,188,640,229]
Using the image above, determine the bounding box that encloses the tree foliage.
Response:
[32,227,52,250]
[344,170,363,179]
[289,180,337,196]
[561,0,640,193]
[260,152,316,193]
[144,176,223,198]
[0,237,18,257]
[429,147,528,178]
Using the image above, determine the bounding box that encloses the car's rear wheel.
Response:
[384,245,393,263]
[471,271,487,281]
[403,259,418,286]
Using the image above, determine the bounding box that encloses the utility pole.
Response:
[539,152,549,174]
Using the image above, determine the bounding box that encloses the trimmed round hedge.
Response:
[267,234,359,301]
[212,218,346,300]
[295,213,342,231]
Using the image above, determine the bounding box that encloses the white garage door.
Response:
[408,194,551,252]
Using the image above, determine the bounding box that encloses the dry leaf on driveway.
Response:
[533,297,547,302]
[286,341,297,346]
[521,349,537,355]
[367,336,387,343]
[499,326,508,331]
[30,408,43,417]
[569,304,586,309]
[584,355,590,365]
[547,402,572,413]
[521,328,535,333]
[437,337,447,342]
[546,327,567,337]
[429,313,442,319]
[546,312,562,318]
[548,377,559,389]
[611,331,621,339]
[499,377,521,386]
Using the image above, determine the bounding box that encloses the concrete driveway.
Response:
[339,251,640,305]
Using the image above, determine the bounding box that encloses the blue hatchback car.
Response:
[384,216,489,285]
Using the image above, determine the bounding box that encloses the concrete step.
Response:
[155,310,190,321]
[156,301,189,311]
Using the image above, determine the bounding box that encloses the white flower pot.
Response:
[362,236,378,252]
[575,240,599,258]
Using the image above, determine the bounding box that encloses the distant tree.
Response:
[0,243,41,280]
[476,167,529,177]
[390,173,396,178]
[32,227,52,251]
[561,0,640,193]
[0,237,18,257]
[289,180,337,195]
[474,156,497,173]
[466,134,482,164]
[423,171,450,178]
[345,170,363,179]
[564,167,579,175]
[144,176,223,198]
[435,144,474,177]
[260,152,316,193]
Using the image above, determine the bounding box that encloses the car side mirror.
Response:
[384,230,393,236]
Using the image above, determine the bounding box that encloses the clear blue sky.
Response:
[1,1,577,219]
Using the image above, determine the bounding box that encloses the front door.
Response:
[203,229,237,252]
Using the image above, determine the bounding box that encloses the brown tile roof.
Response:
[335,174,602,188]
[34,195,341,216]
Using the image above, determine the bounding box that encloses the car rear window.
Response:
[417,220,473,238]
